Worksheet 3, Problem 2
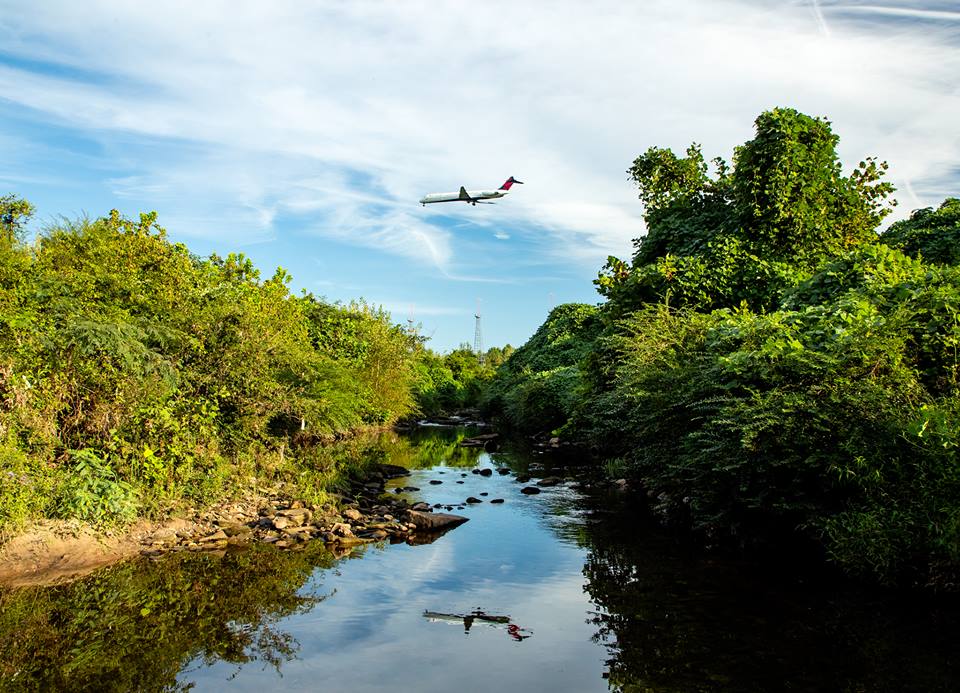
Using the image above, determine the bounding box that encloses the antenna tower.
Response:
[474,299,484,365]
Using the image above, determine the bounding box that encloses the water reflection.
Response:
[574,488,960,693]
[0,542,343,692]
[1,429,959,692]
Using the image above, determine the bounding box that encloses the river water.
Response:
[1,427,959,692]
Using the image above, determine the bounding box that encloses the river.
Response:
[1,426,958,692]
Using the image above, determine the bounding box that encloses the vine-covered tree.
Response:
[597,107,897,314]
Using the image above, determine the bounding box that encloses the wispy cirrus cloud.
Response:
[1,0,957,270]
[0,1,958,348]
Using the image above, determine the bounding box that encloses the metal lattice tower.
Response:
[474,299,484,365]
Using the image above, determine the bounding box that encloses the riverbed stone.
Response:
[429,479,443,485]
[466,497,483,504]
[516,475,531,483]
[490,498,505,504]
[343,508,363,522]
[222,524,251,537]
[149,527,179,545]
[520,486,541,495]
[277,508,313,525]
[331,522,353,537]
[334,535,373,547]
[497,468,511,475]
[478,468,493,477]
[377,463,411,479]
[404,510,469,531]
[537,477,562,487]
[199,529,228,542]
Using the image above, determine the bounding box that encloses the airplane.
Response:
[419,176,523,206]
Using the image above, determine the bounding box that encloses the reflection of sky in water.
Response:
[177,440,960,692]
[180,454,609,692]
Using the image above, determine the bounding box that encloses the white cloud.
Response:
[0,0,957,271]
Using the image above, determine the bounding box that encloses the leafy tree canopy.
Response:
[598,108,897,315]
[881,197,960,266]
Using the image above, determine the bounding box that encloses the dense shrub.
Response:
[881,198,960,266]
[489,107,960,588]
[0,205,423,531]
[484,303,601,432]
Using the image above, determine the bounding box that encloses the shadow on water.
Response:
[541,479,960,693]
[2,428,959,692]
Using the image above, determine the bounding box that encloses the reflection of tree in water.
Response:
[359,427,485,470]
[0,543,345,692]
[580,498,960,693]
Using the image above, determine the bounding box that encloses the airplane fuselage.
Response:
[419,189,507,205]
[419,176,523,206]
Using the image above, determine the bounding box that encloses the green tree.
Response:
[0,194,34,246]
[598,107,897,315]
[881,198,960,266]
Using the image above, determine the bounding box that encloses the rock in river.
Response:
[404,510,469,531]
[377,463,411,479]
[520,486,541,495]
[465,497,483,504]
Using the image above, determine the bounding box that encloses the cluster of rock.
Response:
[138,463,469,558]
[136,452,585,559]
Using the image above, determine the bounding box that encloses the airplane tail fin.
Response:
[499,176,524,190]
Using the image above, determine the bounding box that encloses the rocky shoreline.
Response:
[0,421,618,588]
[0,461,473,587]
[140,462,474,555]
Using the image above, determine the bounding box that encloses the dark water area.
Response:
[1,427,959,692]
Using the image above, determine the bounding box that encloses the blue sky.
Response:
[1,1,958,352]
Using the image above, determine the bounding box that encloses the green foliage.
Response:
[54,449,138,526]
[490,108,959,588]
[413,345,508,416]
[584,250,960,585]
[881,197,960,266]
[732,108,895,261]
[485,303,602,432]
[0,194,34,246]
[0,445,52,540]
[0,204,428,534]
[599,236,804,315]
[598,107,896,316]
[626,144,734,265]
[300,297,419,426]
[0,543,339,691]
